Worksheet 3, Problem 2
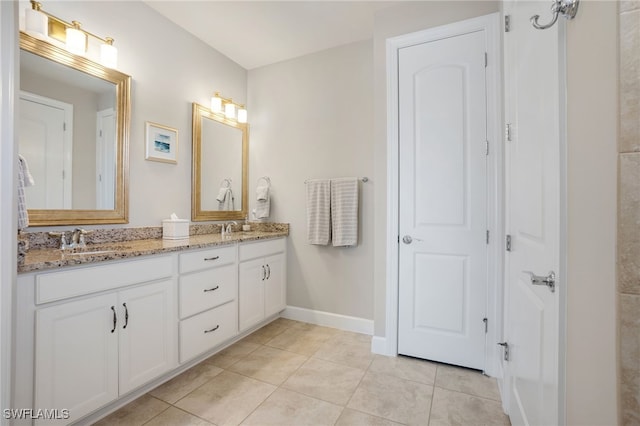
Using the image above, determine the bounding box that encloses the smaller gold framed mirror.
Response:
[192,103,248,221]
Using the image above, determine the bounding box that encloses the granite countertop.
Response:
[19,225,288,274]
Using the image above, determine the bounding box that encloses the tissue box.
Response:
[162,219,189,240]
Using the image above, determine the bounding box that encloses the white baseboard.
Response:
[281,306,373,335]
[371,336,395,356]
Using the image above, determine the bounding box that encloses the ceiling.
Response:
[145,1,400,70]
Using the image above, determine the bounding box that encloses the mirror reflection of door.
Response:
[19,91,73,209]
[96,108,116,210]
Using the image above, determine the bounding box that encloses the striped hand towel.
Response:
[17,155,34,231]
[306,179,331,245]
[330,177,358,247]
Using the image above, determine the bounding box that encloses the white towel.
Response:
[330,177,358,247]
[256,185,269,201]
[218,188,235,210]
[306,179,331,245]
[17,155,35,231]
[216,187,228,203]
[255,191,270,219]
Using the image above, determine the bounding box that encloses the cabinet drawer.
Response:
[179,245,236,274]
[239,238,285,262]
[36,256,172,305]
[179,301,237,363]
[179,264,237,319]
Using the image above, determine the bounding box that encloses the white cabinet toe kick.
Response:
[13,237,286,425]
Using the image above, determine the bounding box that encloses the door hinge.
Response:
[397,235,400,244]
[505,123,512,142]
[486,230,490,244]
[483,318,488,333]
[63,122,66,131]
[99,129,103,137]
[484,52,488,68]
[498,342,510,361]
[506,234,512,251]
[504,15,511,33]
[485,140,489,156]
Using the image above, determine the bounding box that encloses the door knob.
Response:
[402,235,423,244]
[524,271,556,293]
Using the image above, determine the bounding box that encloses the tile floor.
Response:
[94,318,510,426]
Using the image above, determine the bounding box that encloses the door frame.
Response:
[381,13,503,378]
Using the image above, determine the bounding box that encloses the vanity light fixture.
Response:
[210,91,247,124]
[23,0,119,68]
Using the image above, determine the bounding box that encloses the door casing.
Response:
[377,12,504,378]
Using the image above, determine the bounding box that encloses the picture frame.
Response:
[145,121,178,164]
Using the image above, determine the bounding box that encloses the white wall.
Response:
[22,0,247,228]
[248,41,375,320]
[565,1,618,424]
[371,0,500,335]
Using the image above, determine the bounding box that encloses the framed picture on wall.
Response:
[145,121,178,164]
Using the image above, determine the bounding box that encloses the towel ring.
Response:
[258,176,271,187]
[220,178,232,188]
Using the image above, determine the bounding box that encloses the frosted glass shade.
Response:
[100,43,118,68]
[65,27,86,55]
[237,108,247,123]
[211,95,222,113]
[224,103,235,119]
[25,8,47,39]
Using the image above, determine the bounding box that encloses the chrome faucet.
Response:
[225,221,238,234]
[48,228,89,250]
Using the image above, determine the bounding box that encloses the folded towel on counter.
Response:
[256,185,269,201]
[306,179,331,245]
[18,154,35,231]
[330,177,358,247]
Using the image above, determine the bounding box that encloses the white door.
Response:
[264,252,286,318]
[239,258,265,332]
[35,293,118,425]
[96,108,116,210]
[118,280,176,395]
[19,92,72,209]
[503,1,562,425]
[398,29,489,370]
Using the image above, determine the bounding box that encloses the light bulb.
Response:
[65,21,86,55]
[100,37,118,68]
[237,107,247,123]
[211,93,222,113]
[224,102,236,119]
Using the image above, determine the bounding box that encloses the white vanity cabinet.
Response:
[178,246,238,363]
[17,256,177,425]
[238,238,287,332]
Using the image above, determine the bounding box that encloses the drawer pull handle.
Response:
[123,303,129,329]
[262,265,266,281]
[204,256,220,261]
[204,325,220,334]
[204,285,220,293]
[266,264,271,280]
[110,306,117,333]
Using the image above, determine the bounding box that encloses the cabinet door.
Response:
[35,293,119,425]
[118,280,176,395]
[239,258,265,332]
[264,253,286,318]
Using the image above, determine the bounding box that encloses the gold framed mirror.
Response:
[192,103,248,221]
[19,32,130,226]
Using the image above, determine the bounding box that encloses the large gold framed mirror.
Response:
[192,103,248,221]
[19,32,130,226]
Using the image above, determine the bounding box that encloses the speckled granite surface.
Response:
[18,223,289,273]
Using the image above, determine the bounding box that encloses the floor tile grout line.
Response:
[138,396,172,426]
[433,384,504,403]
